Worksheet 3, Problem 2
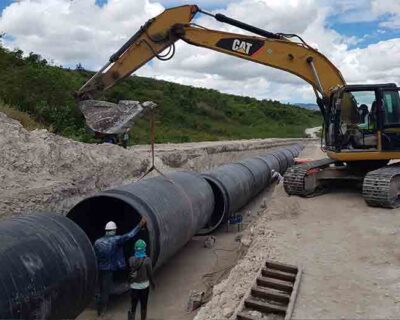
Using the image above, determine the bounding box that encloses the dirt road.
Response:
[195,142,400,319]
[271,143,400,318]
[305,126,321,138]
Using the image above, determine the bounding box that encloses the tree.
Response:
[75,63,85,72]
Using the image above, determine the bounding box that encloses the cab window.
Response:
[383,90,400,126]
[341,91,376,127]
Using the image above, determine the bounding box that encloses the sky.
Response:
[0,0,399,103]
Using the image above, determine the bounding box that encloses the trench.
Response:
[0,144,304,319]
[69,144,303,317]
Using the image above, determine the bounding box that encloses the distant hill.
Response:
[294,103,319,111]
[0,44,321,144]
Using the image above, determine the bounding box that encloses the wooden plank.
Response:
[285,266,303,320]
[232,265,264,319]
[257,277,293,293]
[237,312,258,320]
[262,268,296,282]
[251,286,290,304]
[266,260,298,274]
[245,298,286,315]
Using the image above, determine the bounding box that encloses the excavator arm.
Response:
[77,4,346,114]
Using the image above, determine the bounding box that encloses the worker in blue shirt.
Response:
[94,218,146,316]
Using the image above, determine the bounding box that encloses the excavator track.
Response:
[362,164,400,208]
[284,158,335,196]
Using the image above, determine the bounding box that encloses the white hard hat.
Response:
[105,221,117,231]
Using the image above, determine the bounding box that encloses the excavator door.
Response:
[381,87,400,150]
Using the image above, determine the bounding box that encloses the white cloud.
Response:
[0,0,399,103]
[0,0,164,67]
[371,0,400,30]
[331,0,400,29]
[154,0,236,7]
[341,39,400,83]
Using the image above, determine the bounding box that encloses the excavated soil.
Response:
[0,112,308,218]
[195,142,400,320]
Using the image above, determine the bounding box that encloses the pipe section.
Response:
[201,144,303,232]
[257,153,280,173]
[67,171,214,270]
[68,144,303,267]
[0,213,97,320]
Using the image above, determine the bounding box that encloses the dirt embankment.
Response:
[0,112,311,218]
[195,142,400,320]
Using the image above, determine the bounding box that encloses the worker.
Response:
[271,169,283,184]
[94,218,147,316]
[121,128,130,149]
[128,239,155,320]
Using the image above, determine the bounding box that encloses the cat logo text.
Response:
[215,38,264,56]
[232,39,253,55]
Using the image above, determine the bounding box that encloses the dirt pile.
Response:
[0,112,148,217]
[0,111,311,219]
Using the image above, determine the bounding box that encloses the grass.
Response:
[0,102,46,131]
[0,44,322,144]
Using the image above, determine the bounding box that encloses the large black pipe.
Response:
[281,149,296,167]
[202,144,304,231]
[67,171,214,270]
[68,144,303,269]
[237,157,272,195]
[0,213,97,319]
[271,150,289,173]
[201,163,255,232]
[257,153,281,172]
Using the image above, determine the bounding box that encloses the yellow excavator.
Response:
[77,5,400,208]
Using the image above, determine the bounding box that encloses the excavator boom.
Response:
[77,4,345,104]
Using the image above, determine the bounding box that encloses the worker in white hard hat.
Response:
[94,217,146,316]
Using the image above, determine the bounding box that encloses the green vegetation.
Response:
[0,101,45,131]
[0,43,321,144]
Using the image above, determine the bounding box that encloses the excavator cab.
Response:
[325,83,400,152]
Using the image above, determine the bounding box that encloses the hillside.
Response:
[0,44,321,144]
[294,103,319,110]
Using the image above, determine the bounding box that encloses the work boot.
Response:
[96,304,102,317]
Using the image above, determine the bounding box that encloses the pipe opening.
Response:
[67,195,151,291]
[197,177,227,235]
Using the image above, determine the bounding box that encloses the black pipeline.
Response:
[68,143,303,262]
[0,143,303,318]
[200,143,303,233]
[68,170,215,270]
[0,213,97,319]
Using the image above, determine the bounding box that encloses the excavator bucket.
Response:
[79,100,157,135]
